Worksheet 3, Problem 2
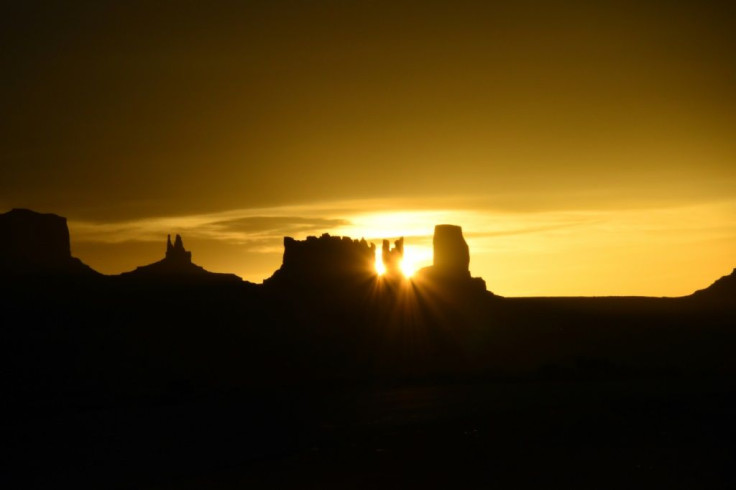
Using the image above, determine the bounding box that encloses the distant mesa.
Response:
[266,224,488,294]
[120,234,241,284]
[0,208,98,277]
[266,233,376,286]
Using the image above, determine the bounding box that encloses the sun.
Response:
[400,245,432,278]
[399,254,418,277]
[374,248,386,275]
[374,243,429,278]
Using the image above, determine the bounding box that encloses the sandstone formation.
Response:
[0,208,97,276]
[121,234,241,283]
[267,233,376,286]
[2,208,489,295]
[415,224,487,293]
[382,238,404,277]
[432,224,470,277]
[166,234,192,264]
[266,225,488,295]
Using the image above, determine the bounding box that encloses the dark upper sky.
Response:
[1,1,735,294]
[3,0,734,217]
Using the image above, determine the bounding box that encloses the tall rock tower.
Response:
[165,234,192,264]
[432,224,470,278]
[414,224,488,295]
[382,237,404,277]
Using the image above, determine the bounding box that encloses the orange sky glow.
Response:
[2,1,734,295]
[67,197,735,296]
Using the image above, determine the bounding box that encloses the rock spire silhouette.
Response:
[120,233,241,283]
[166,234,192,263]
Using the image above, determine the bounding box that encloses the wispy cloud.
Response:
[69,197,736,247]
[207,216,350,238]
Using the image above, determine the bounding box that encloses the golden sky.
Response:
[1,1,734,295]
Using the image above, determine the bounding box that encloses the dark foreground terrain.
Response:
[7,377,736,489]
[3,276,735,489]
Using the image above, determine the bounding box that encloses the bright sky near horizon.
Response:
[2,1,734,295]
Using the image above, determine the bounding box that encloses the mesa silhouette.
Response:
[0,208,98,278]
